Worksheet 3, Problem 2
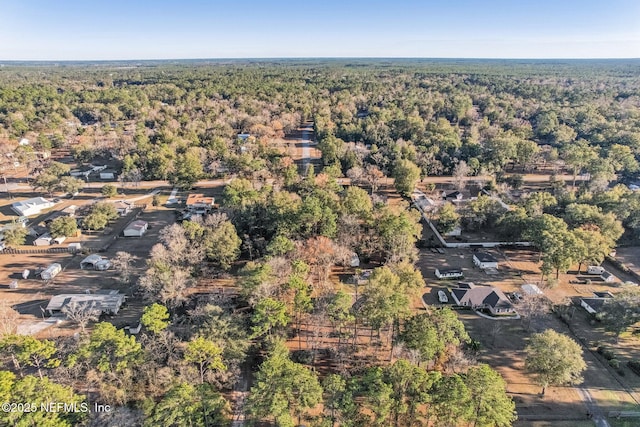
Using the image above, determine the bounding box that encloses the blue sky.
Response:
[1,0,639,60]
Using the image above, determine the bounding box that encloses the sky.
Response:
[0,0,639,60]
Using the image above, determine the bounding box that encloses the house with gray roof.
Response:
[450,283,515,316]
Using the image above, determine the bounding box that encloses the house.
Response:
[113,201,132,217]
[11,197,55,217]
[40,263,62,280]
[80,254,111,270]
[45,290,125,315]
[411,190,437,212]
[33,233,53,246]
[435,268,464,279]
[18,138,30,146]
[123,220,148,237]
[450,283,516,315]
[473,252,499,270]
[186,194,215,214]
[601,271,617,283]
[580,292,614,315]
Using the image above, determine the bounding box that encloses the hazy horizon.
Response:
[1,0,639,61]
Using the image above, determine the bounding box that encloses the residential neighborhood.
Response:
[0,53,640,426]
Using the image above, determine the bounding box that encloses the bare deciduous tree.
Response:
[112,251,137,284]
[453,159,470,191]
[0,302,20,336]
[518,294,550,332]
[61,301,101,333]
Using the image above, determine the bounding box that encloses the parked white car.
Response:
[438,290,449,303]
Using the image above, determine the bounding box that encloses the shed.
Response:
[435,268,464,279]
[99,171,116,180]
[123,220,148,237]
[113,201,132,217]
[33,234,53,246]
[601,271,617,283]
[581,298,610,315]
[68,242,82,252]
[52,236,66,245]
[473,252,499,270]
[40,263,62,280]
[80,254,111,270]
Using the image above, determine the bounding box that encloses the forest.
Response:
[0,59,640,426]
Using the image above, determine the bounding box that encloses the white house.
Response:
[473,252,499,270]
[18,138,30,146]
[580,292,614,315]
[123,220,148,237]
[11,197,55,217]
[435,268,464,279]
[40,263,62,280]
[186,194,215,214]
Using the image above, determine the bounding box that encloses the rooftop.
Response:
[46,290,125,314]
[474,251,498,263]
[186,194,215,206]
[125,220,148,231]
[451,284,514,311]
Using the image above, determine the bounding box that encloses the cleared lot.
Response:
[0,208,176,336]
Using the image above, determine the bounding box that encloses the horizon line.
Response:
[1,56,640,64]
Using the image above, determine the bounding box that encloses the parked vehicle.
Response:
[587,266,605,275]
[438,290,449,303]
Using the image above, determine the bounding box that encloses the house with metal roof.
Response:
[473,251,499,269]
[46,290,125,315]
[12,197,55,217]
[435,268,464,279]
[123,220,148,237]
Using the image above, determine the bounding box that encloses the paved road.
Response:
[578,387,610,427]
[300,123,314,173]
[2,173,585,194]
